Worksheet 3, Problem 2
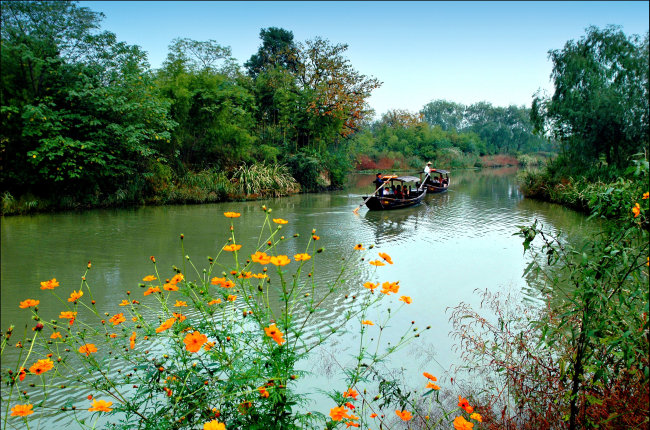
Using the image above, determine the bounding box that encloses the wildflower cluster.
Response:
[1,208,468,429]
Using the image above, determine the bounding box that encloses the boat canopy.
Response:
[392,176,421,183]
[430,169,450,174]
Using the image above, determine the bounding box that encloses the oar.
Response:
[418,173,430,192]
[353,180,389,214]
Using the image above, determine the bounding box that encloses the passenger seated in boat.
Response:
[432,176,441,186]
[395,185,403,199]
[442,177,448,186]
[403,186,410,198]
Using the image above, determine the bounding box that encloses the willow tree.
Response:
[532,25,649,169]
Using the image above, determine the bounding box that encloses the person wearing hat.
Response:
[424,162,432,175]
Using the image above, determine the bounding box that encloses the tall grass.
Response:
[231,163,299,198]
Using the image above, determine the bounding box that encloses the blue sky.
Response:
[79,1,649,117]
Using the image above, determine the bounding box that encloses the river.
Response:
[1,167,600,423]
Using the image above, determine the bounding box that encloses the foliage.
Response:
[532,25,649,169]
[0,211,479,429]
[230,163,299,198]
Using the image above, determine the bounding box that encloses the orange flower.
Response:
[40,278,59,290]
[643,192,649,200]
[370,413,378,418]
[380,281,400,295]
[170,273,184,284]
[369,260,385,267]
[345,422,360,428]
[353,244,365,250]
[378,252,393,264]
[172,312,186,322]
[144,286,160,296]
[164,283,179,291]
[458,396,474,414]
[119,300,130,306]
[208,299,221,305]
[156,317,176,333]
[223,244,242,252]
[109,333,117,338]
[632,202,641,218]
[329,405,351,421]
[50,331,62,339]
[294,253,311,261]
[273,218,288,224]
[68,289,83,302]
[109,313,126,326]
[470,413,482,422]
[362,320,374,326]
[251,251,272,264]
[59,311,77,319]
[79,344,98,356]
[399,296,412,304]
[227,295,237,302]
[203,421,226,430]
[88,399,113,412]
[10,404,34,416]
[204,341,215,351]
[142,275,157,282]
[174,300,188,307]
[238,271,252,279]
[18,367,26,381]
[252,273,267,279]
[19,299,39,309]
[224,212,240,218]
[184,331,208,353]
[395,409,412,421]
[423,372,437,381]
[426,381,440,390]
[453,416,474,430]
[342,388,358,399]
[29,358,54,375]
[269,255,290,266]
[312,235,320,240]
[363,282,377,291]
[258,386,270,398]
[264,323,285,345]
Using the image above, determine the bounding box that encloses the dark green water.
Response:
[1,167,600,422]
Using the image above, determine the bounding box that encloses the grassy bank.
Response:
[1,163,300,216]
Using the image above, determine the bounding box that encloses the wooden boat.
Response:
[362,176,427,211]
[421,169,450,193]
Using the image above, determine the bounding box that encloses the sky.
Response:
[78,1,649,117]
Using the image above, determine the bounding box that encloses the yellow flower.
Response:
[109,313,126,325]
[251,251,272,264]
[50,331,62,339]
[294,253,311,261]
[632,202,641,218]
[174,300,188,307]
[264,323,285,345]
[142,275,157,282]
[156,317,176,333]
[470,412,482,422]
[453,416,474,430]
[354,244,365,250]
[399,296,412,304]
[19,299,39,309]
[208,299,221,305]
[68,289,83,302]
[273,218,288,224]
[203,420,226,430]
[252,273,267,279]
[29,358,54,375]
[362,320,374,325]
[88,399,113,412]
[378,252,393,264]
[363,282,377,291]
[224,212,241,218]
[269,255,290,266]
[227,295,237,302]
[40,278,59,290]
[79,343,98,356]
[119,300,130,306]
[642,192,649,200]
[369,260,385,267]
[10,404,34,417]
[223,244,242,252]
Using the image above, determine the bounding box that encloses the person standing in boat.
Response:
[424,162,433,185]
[373,173,387,195]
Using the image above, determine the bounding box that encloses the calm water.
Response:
[1,167,600,422]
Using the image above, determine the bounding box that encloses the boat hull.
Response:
[362,189,427,210]
[424,184,448,193]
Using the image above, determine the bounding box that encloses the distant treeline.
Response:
[1,1,553,212]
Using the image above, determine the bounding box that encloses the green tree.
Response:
[1,0,174,198]
[532,25,649,169]
[244,27,298,78]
